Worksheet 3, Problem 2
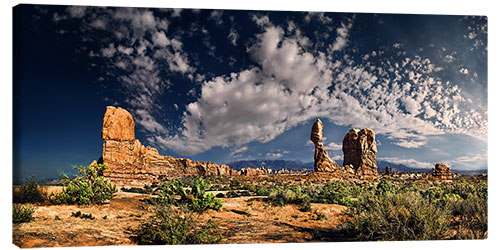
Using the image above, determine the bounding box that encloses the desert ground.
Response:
[13,187,350,247]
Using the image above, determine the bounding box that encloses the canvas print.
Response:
[12,4,487,247]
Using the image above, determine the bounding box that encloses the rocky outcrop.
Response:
[385,166,391,175]
[342,128,378,178]
[310,119,340,172]
[240,167,270,176]
[433,163,452,181]
[101,106,235,187]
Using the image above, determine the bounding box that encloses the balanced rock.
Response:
[100,106,235,187]
[102,106,135,141]
[310,119,340,172]
[432,163,452,181]
[342,128,378,178]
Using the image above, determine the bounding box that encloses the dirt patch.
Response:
[13,190,351,247]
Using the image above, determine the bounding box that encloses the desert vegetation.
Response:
[49,163,117,205]
[133,177,223,244]
[13,173,487,247]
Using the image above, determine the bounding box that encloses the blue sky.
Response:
[13,5,487,179]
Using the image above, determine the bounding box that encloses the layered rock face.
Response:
[433,163,452,181]
[342,128,378,178]
[101,106,234,187]
[310,119,340,172]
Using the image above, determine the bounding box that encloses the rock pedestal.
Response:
[100,106,234,187]
[310,119,340,172]
[432,163,452,181]
[342,128,378,178]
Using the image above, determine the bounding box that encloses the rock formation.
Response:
[100,106,235,187]
[432,163,452,181]
[342,128,378,178]
[240,167,270,176]
[385,166,391,175]
[310,119,340,172]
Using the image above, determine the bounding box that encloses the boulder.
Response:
[342,128,378,178]
[310,119,340,172]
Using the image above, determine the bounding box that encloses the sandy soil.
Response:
[12,190,351,247]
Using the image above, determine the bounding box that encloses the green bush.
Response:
[71,211,95,220]
[310,181,362,206]
[375,179,394,195]
[133,204,221,245]
[447,194,487,239]
[121,185,153,194]
[13,204,36,224]
[256,185,280,196]
[342,192,451,241]
[49,163,117,205]
[268,186,312,211]
[154,177,222,213]
[13,175,46,204]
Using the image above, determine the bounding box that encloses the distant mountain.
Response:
[376,160,430,173]
[227,159,486,175]
[377,160,487,175]
[227,159,313,171]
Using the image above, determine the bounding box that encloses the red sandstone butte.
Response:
[100,106,234,187]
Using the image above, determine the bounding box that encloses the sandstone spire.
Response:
[310,119,339,172]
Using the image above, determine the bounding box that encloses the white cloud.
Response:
[304,12,333,24]
[459,67,469,75]
[152,31,170,47]
[229,146,249,158]
[393,139,427,149]
[330,22,352,52]
[67,6,87,18]
[331,155,342,161]
[210,10,224,25]
[325,142,342,151]
[379,157,433,169]
[227,28,239,46]
[266,152,284,158]
[251,14,270,27]
[401,96,421,116]
[171,9,182,18]
[101,43,116,58]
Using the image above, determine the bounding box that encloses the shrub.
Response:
[121,185,153,194]
[310,181,362,206]
[154,177,222,213]
[375,179,394,195]
[49,163,117,205]
[447,194,487,239]
[268,186,311,211]
[133,204,221,245]
[342,192,451,241]
[13,204,36,224]
[71,211,95,220]
[13,175,46,204]
[256,185,280,196]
